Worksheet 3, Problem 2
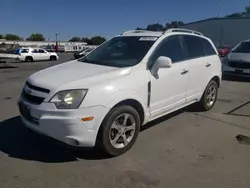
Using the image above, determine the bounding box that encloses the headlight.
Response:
[49,89,88,109]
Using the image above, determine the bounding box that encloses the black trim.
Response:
[22,90,45,105]
[147,81,151,107]
[223,71,250,76]
[26,82,50,93]
[228,61,250,69]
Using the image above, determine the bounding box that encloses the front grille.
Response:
[26,82,50,93]
[22,90,45,105]
[228,61,250,69]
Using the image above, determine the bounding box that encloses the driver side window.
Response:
[149,36,184,68]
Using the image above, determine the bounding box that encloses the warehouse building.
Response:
[181,17,250,47]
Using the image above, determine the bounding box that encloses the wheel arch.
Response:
[25,56,33,61]
[111,99,145,125]
[211,75,221,88]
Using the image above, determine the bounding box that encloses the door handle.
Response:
[206,63,211,67]
[181,69,188,75]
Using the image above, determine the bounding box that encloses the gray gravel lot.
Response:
[0,53,250,188]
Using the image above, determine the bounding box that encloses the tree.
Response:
[69,37,82,42]
[82,37,92,44]
[245,6,250,16]
[224,5,250,18]
[90,36,106,45]
[136,21,185,32]
[26,33,45,41]
[0,34,4,39]
[225,12,243,18]
[5,34,21,40]
[165,21,184,29]
[146,23,164,31]
[136,27,145,30]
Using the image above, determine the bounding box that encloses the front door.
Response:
[149,35,189,119]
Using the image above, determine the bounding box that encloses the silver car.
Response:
[223,40,250,77]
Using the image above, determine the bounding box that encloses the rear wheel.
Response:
[97,105,140,156]
[199,80,218,111]
[25,56,33,62]
[50,56,57,61]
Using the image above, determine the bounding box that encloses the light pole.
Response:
[217,0,221,18]
[55,33,59,53]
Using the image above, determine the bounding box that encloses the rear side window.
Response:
[183,35,205,59]
[202,39,217,56]
[151,36,184,64]
[21,49,29,53]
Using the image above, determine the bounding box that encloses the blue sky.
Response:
[1,0,250,40]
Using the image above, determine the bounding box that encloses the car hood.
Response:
[227,52,250,62]
[27,60,130,90]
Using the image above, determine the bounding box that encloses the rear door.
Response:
[182,35,208,103]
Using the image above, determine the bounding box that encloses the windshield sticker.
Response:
[139,37,158,41]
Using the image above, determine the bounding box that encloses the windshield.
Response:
[78,36,157,67]
[232,42,250,53]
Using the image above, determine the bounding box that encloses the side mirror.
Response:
[151,56,172,76]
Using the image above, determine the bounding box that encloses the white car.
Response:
[223,40,250,76]
[18,48,59,62]
[18,29,221,156]
[74,48,95,59]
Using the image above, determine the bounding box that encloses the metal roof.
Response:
[183,16,250,26]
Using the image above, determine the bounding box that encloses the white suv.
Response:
[18,47,59,62]
[18,29,221,156]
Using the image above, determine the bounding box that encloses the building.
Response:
[181,17,250,47]
[0,39,87,52]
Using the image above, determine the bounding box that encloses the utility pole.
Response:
[217,0,221,18]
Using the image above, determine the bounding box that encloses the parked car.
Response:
[17,47,59,62]
[217,45,231,57]
[74,48,94,59]
[223,40,250,76]
[18,29,221,156]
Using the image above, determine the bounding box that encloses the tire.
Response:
[50,56,57,61]
[25,56,33,62]
[198,80,218,111]
[97,105,141,156]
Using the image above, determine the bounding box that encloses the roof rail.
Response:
[164,28,203,36]
[122,30,162,35]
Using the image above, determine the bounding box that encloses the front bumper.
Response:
[222,62,250,77]
[18,99,110,147]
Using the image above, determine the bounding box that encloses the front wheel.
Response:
[97,105,141,156]
[199,80,218,111]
